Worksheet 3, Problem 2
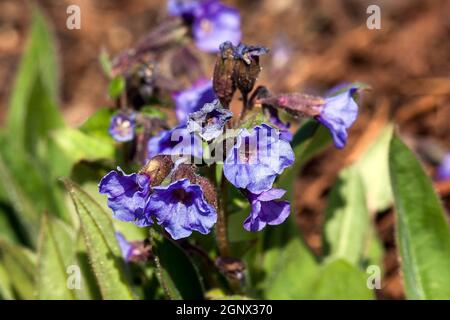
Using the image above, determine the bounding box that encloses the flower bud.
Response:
[258,93,325,118]
[170,163,197,184]
[213,41,237,108]
[215,256,246,282]
[195,175,218,209]
[233,44,268,96]
[140,155,174,186]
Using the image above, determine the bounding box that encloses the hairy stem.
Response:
[216,170,231,257]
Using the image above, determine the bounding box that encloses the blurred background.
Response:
[0,0,449,299]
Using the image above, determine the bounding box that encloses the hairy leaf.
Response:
[389,136,450,299]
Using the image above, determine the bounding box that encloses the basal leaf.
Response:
[323,165,369,265]
[389,135,450,299]
[356,125,393,212]
[0,152,40,245]
[0,239,36,299]
[259,216,319,299]
[6,8,63,151]
[64,179,134,300]
[310,259,374,300]
[37,214,77,299]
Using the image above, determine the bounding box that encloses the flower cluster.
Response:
[100,157,217,240]
[101,31,363,241]
[168,0,241,53]
[223,123,294,230]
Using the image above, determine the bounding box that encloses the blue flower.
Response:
[146,179,217,239]
[232,42,269,64]
[116,232,134,262]
[437,153,450,181]
[109,112,135,142]
[192,1,241,52]
[223,124,294,194]
[243,188,290,232]
[99,168,152,226]
[167,0,202,17]
[316,87,359,149]
[173,79,216,124]
[168,1,241,53]
[115,232,151,263]
[147,125,203,160]
[187,99,232,141]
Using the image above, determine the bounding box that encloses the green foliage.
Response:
[64,180,135,300]
[0,6,447,302]
[108,76,126,99]
[0,239,36,299]
[150,230,204,300]
[389,136,450,299]
[37,215,76,300]
[323,166,369,266]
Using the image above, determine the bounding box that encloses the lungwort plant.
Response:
[0,2,449,300]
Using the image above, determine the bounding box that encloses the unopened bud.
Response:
[140,155,174,186]
[171,164,197,184]
[213,41,237,108]
[258,93,325,118]
[196,176,218,209]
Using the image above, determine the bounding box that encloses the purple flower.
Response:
[147,125,203,160]
[187,99,232,141]
[232,42,269,64]
[192,1,241,52]
[115,232,151,263]
[99,168,152,226]
[116,232,134,262]
[146,179,217,239]
[168,0,202,17]
[316,87,359,149]
[437,153,450,181]
[173,79,216,124]
[109,113,135,142]
[244,188,290,232]
[169,1,241,53]
[223,124,294,194]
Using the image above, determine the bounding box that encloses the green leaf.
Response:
[108,76,126,99]
[140,106,168,120]
[262,235,319,299]
[37,214,77,299]
[356,125,393,212]
[99,49,113,78]
[6,8,63,151]
[323,165,369,265]
[310,259,374,299]
[79,108,115,140]
[0,152,40,245]
[150,230,204,300]
[389,135,450,299]
[51,128,115,169]
[0,239,36,299]
[64,179,135,300]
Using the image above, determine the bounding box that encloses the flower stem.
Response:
[216,170,231,257]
